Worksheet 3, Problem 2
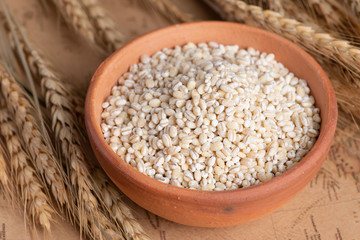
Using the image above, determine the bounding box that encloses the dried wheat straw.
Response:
[209,0,360,87]
[93,169,151,240]
[50,0,96,43]
[0,106,54,231]
[79,0,125,52]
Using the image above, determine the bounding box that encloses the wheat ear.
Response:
[0,67,70,209]
[79,0,125,52]
[143,0,193,23]
[209,0,360,86]
[34,51,140,239]
[33,49,120,239]
[93,169,151,240]
[0,107,54,231]
[50,0,96,43]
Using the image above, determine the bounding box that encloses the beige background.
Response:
[0,0,359,239]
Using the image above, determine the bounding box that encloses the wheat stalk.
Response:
[0,106,54,231]
[50,0,96,44]
[208,0,360,87]
[141,0,193,23]
[93,169,151,240]
[79,0,125,52]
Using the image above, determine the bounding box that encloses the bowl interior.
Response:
[85,22,337,204]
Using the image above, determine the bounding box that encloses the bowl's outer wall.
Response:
[85,22,338,227]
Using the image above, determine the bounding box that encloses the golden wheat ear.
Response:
[0,106,55,232]
[50,0,97,43]
[78,0,125,52]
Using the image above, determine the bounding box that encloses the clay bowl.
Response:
[85,21,337,227]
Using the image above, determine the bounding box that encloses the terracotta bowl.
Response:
[85,22,337,227]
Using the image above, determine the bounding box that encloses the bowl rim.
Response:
[85,21,338,206]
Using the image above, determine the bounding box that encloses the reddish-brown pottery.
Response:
[85,22,338,227]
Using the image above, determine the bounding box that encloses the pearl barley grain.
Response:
[101,42,321,191]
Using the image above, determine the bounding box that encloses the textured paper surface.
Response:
[1,0,359,239]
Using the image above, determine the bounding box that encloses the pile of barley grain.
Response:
[103,42,321,191]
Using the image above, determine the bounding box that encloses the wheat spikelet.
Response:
[50,0,96,43]
[0,67,70,209]
[79,0,125,52]
[277,0,322,29]
[244,0,285,15]
[93,169,151,240]
[208,0,360,87]
[142,0,193,23]
[0,106,54,231]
